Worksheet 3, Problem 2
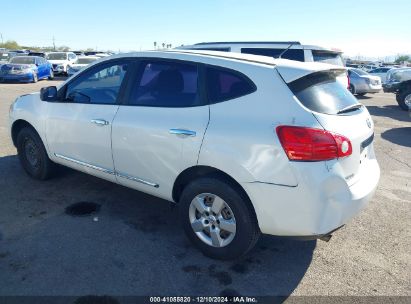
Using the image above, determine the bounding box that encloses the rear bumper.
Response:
[242,154,380,237]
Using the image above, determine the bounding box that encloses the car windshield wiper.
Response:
[337,104,363,114]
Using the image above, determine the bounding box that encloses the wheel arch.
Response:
[399,80,411,93]
[172,165,257,218]
[11,119,37,147]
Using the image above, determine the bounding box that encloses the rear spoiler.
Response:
[275,59,346,83]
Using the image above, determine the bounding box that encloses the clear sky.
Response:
[1,0,410,59]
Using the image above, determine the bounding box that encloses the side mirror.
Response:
[40,86,58,101]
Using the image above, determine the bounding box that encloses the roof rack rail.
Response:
[194,41,301,46]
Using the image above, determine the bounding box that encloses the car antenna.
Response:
[278,42,296,59]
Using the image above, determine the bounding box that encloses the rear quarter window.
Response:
[206,67,256,103]
[288,70,359,115]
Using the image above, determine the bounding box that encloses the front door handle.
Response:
[91,119,109,126]
[169,129,196,137]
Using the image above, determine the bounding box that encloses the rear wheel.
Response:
[398,89,411,111]
[179,177,260,260]
[16,127,56,180]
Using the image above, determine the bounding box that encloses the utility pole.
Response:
[0,33,3,45]
[52,36,56,51]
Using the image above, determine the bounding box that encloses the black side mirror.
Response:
[40,86,58,101]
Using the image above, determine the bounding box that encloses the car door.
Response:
[45,59,131,182]
[111,59,210,200]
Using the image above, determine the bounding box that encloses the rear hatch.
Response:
[279,67,374,186]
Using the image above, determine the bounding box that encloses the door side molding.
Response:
[54,153,160,188]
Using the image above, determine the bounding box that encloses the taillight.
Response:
[276,126,352,161]
[347,72,350,90]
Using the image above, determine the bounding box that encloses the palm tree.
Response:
[154,42,157,49]
[162,43,165,49]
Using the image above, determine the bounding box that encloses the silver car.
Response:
[348,68,382,96]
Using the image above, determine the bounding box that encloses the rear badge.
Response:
[366,118,372,129]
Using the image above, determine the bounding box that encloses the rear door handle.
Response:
[91,119,109,126]
[169,129,196,137]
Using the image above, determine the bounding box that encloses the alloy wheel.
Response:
[189,193,237,247]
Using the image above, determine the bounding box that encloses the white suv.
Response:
[9,50,380,260]
[46,52,77,75]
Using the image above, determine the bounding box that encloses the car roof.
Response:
[180,41,342,53]
[103,50,346,83]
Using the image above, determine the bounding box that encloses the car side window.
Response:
[64,61,128,104]
[129,60,200,107]
[205,66,256,103]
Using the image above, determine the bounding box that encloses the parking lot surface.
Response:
[0,80,410,298]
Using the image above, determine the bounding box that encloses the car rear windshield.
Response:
[288,70,359,115]
[47,53,67,60]
[10,57,35,64]
[312,51,344,66]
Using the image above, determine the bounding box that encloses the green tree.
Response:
[395,55,410,63]
[0,40,20,50]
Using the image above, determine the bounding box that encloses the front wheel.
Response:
[16,127,56,180]
[32,73,38,83]
[397,89,411,111]
[48,69,54,80]
[179,177,260,260]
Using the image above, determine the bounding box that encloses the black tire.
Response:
[179,177,260,260]
[349,84,356,94]
[397,89,411,111]
[48,69,54,80]
[32,73,38,83]
[16,127,56,180]
[357,93,366,96]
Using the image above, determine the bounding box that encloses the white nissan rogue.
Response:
[9,50,380,260]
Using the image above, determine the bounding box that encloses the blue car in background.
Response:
[0,56,54,83]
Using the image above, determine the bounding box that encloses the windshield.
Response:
[352,68,368,76]
[288,70,359,115]
[10,57,35,64]
[77,58,97,64]
[312,51,344,66]
[47,53,67,60]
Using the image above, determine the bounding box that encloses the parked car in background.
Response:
[348,68,382,96]
[362,64,380,72]
[178,41,349,88]
[67,56,100,77]
[73,51,85,56]
[0,56,53,83]
[383,67,411,110]
[9,50,379,259]
[28,51,48,58]
[368,67,392,83]
[46,52,77,75]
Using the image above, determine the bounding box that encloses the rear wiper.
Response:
[337,104,363,114]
